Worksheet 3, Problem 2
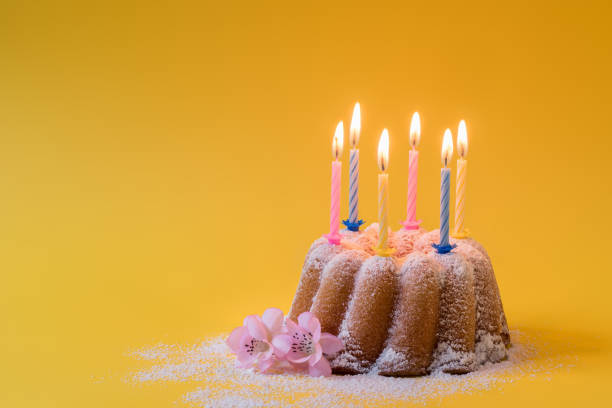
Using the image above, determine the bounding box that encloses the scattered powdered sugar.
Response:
[475,330,507,365]
[124,330,576,407]
[130,343,173,361]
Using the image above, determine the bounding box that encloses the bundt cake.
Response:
[288,224,510,376]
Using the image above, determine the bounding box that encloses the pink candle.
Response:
[402,112,422,230]
[324,121,344,245]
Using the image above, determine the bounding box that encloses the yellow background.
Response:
[2,0,612,406]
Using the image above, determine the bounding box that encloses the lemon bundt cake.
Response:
[288,225,510,376]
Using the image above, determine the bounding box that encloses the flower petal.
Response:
[282,319,312,363]
[245,315,269,340]
[236,351,257,368]
[257,357,276,373]
[285,318,301,334]
[319,332,343,355]
[261,341,274,360]
[308,342,323,365]
[262,308,284,335]
[298,312,321,341]
[226,326,248,353]
[297,312,314,329]
[308,357,332,377]
[287,352,311,364]
[271,334,292,357]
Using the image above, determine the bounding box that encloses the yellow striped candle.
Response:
[453,120,469,238]
[375,129,394,257]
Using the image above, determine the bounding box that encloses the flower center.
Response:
[290,331,314,355]
[244,339,269,355]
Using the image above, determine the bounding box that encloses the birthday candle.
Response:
[433,129,455,253]
[345,103,363,230]
[402,112,422,230]
[375,129,393,256]
[453,120,469,237]
[324,121,344,245]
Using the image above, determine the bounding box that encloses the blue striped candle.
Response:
[433,129,456,254]
[439,167,451,247]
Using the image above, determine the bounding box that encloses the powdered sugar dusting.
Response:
[125,330,576,407]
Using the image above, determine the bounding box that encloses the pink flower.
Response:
[272,312,343,377]
[225,307,285,373]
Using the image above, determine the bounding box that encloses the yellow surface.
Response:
[2,1,612,406]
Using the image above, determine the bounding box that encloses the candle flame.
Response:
[350,102,361,148]
[442,128,454,167]
[457,120,468,158]
[409,112,421,148]
[333,121,344,160]
[378,128,390,172]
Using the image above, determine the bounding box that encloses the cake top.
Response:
[325,224,489,265]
